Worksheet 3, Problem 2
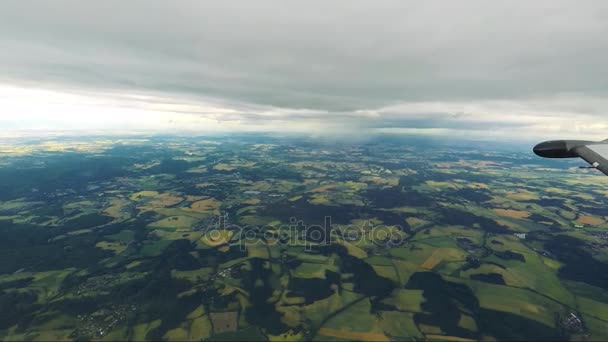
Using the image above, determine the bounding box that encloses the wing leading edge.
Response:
[534,140,608,176]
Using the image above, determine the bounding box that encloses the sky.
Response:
[1,1,607,141]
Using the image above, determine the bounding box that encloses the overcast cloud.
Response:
[1,1,607,140]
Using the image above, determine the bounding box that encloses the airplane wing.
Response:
[574,144,608,176]
[534,140,608,176]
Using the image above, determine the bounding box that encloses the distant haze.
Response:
[1,1,607,140]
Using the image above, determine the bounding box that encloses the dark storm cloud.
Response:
[0,1,607,137]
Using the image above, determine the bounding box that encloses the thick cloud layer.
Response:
[1,1,607,139]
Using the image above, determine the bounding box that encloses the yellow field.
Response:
[126,261,142,269]
[147,193,183,207]
[359,175,400,186]
[406,217,431,229]
[317,328,390,342]
[64,200,95,210]
[152,229,201,241]
[210,312,238,334]
[213,163,236,171]
[0,199,32,211]
[130,191,184,211]
[466,182,489,190]
[309,191,365,207]
[186,166,208,173]
[148,216,199,229]
[494,209,529,219]
[426,334,476,342]
[425,181,460,190]
[131,320,161,341]
[372,265,399,283]
[350,218,383,228]
[130,191,160,201]
[67,228,92,236]
[541,256,562,270]
[421,248,467,270]
[267,331,305,341]
[559,210,577,220]
[214,161,256,171]
[341,241,368,259]
[247,244,270,259]
[189,316,212,340]
[95,241,127,255]
[505,191,539,201]
[419,324,444,335]
[576,215,605,226]
[186,195,206,202]
[190,198,222,215]
[238,216,281,227]
[293,262,333,279]
[494,219,519,230]
[200,230,234,247]
[545,187,570,195]
[172,268,214,283]
[310,184,337,193]
[307,194,326,205]
[458,314,478,332]
[421,251,442,270]
[163,305,213,341]
[462,264,523,287]
[104,198,131,220]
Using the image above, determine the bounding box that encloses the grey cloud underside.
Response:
[208,111,528,131]
[1,1,608,124]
